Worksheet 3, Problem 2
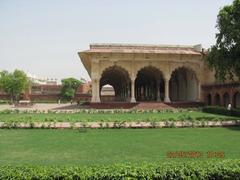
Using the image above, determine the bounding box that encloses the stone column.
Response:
[136,86,139,99]
[157,80,161,101]
[90,59,100,103]
[91,80,96,102]
[164,76,171,103]
[197,82,201,102]
[96,79,101,102]
[91,78,100,102]
[143,85,145,100]
[145,85,148,100]
[128,83,131,100]
[130,77,136,103]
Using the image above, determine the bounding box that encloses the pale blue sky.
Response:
[0,0,232,80]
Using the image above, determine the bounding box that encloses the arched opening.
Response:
[169,67,198,102]
[223,92,230,107]
[207,94,212,105]
[100,84,115,102]
[233,92,240,109]
[214,93,221,106]
[100,66,130,102]
[135,66,164,101]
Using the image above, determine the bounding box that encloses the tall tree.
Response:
[0,70,29,102]
[207,0,240,80]
[61,78,82,101]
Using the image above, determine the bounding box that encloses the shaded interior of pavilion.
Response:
[99,65,200,103]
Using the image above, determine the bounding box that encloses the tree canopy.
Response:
[207,0,240,80]
[61,78,82,100]
[0,69,29,102]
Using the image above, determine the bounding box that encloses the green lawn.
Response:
[0,110,238,122]
[0,128,239,165]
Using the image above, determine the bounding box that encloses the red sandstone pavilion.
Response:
[79,43,240,108]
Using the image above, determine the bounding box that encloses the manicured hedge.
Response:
[0,160,240,179]
[0,99,9,104]
[202,106,240,117]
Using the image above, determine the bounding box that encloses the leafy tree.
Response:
[207,0,240,80]
[0,69,29,102]
[61,78,82,101]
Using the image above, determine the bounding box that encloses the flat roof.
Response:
[78,43,203,77]
[81,43,203,55]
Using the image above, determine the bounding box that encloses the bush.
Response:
[0,99,9,104]
[0,160,239,179]
[202,106,240,117]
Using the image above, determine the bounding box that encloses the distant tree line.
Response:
[0,69,82,103]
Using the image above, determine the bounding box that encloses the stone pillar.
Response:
[90,59,100,103]
[128,83,131,100]
[230,90,233,107]
[164,76,171,102]
[91,78,100,102]
[91,80,96,102]
[145,85,148,100]
[96,79,101,102]
[130,77,136,103]
[142,84,146,101]
[136,86,139,99]
[197,82,201,102]
[157,80,161,101]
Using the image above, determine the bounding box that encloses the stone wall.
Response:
[202,82,240,108]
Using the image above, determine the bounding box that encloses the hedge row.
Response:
[202,106,240,117]
[1,160,240,179]
[0,100,9,104]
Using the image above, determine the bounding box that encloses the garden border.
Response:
[0,120,239,129]
[1,160,240,179]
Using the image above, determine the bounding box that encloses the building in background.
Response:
[0,73,92,102]
[79,43,240,108]
[27,72,59,85]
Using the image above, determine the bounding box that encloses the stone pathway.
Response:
[0,103,82,112]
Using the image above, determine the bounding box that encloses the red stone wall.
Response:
[202,82,240,108]
[0,83,92,102]
[74,94,91,102]
[76,82,91,94]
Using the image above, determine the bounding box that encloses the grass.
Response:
[0,128,239,166]
[0,110,239,122]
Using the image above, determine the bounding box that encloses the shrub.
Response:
[0,99,9,104]
[202,106,240,117]
[0,160,239,179]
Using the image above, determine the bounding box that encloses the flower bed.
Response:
[0,120,239,129]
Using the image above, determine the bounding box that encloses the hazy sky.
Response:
[0,0,232,81]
